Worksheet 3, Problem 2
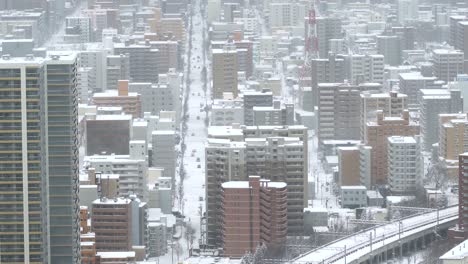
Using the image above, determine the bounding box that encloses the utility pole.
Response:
[344,245,347,264]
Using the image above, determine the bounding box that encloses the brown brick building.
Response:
[365,110,419,185]
[221,176,287,257]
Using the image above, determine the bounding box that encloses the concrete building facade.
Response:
[365,110,420,186]
[387,136,423,194]
[212,47,238,99]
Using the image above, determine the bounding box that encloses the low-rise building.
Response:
[439,239,468,263]
[341,186,367,209]
[366,190,384,207]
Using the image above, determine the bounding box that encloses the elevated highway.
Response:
[292,205,458,264]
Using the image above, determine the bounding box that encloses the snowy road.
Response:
[173,0,210,260]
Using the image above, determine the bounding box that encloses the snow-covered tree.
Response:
[240,244,268,264]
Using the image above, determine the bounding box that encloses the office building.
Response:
[365,110,420,186]
[212,46,238,99]
[387,136,423,194]
[222,176,287,258]
[418,89,462,150]
[433,49,464,83]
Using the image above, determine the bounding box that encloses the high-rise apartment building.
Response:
[387,136,423,194]
[457,153,468,238]
[318,83,381,143]
[449,153,468,241]
[360,91,408,141]
[91,196,147,252]
[252,101,294,126]
[0,53,80,263]
[365,110,420,186]
[392,26,415,50]
[149,41,181,74]
[114,43,159,83]
[205,125,308,247]
[243,90,273,125]
[0,56,46,264]
[152,131,176,180]
[343,54,384,85]
[222,176,287,258]
[418,89,462,150]
[92,80,142,118]
[45,52,81,263]
[433,49,465,83]
[338,145,372,188]
[311,55,346,88]
[377,35,401,66]
[397,0,418,25]
[84,154,148,201]
[107,54,130,90]
[212,46,238,99]
[398,72,442,106]
[450,16,467,46]
[205,139,246,247]
[439,113,468,178]
[315,17,342,58]
[310,54,345,107]
[268,2,306,28]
